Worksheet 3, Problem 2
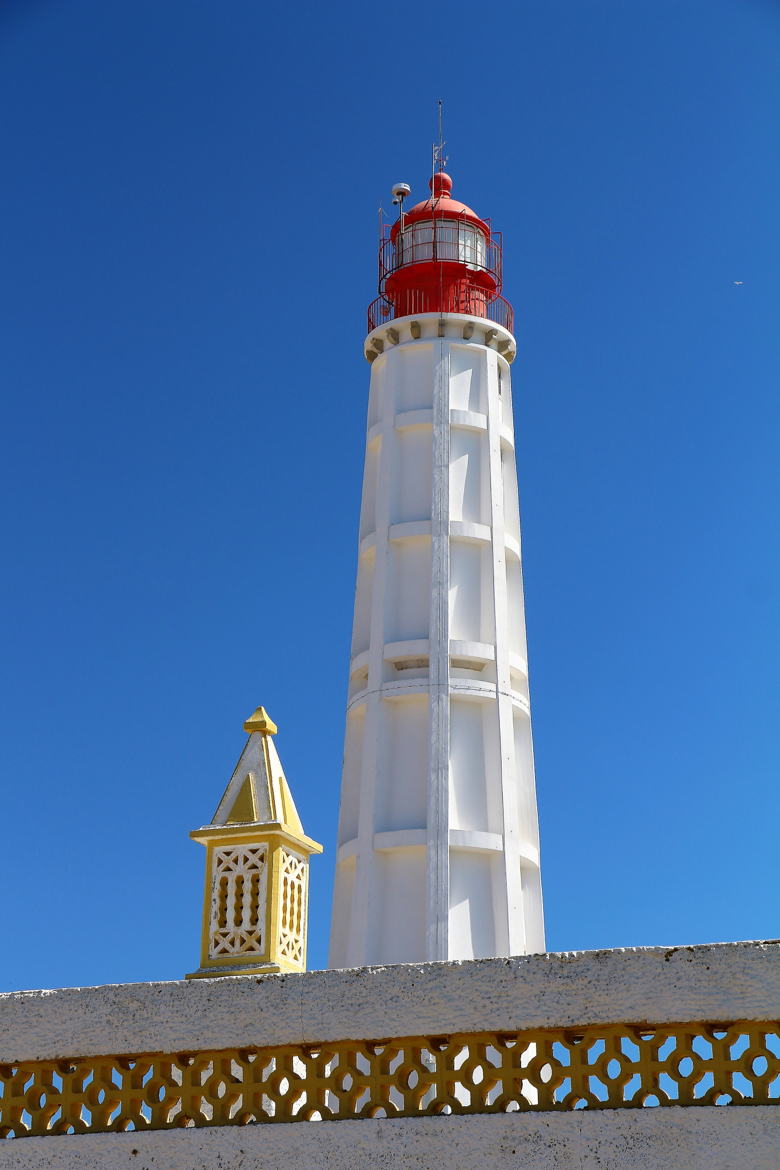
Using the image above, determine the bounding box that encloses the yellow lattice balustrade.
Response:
[1,1020,778,1139]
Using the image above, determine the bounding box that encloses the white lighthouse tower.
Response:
[329,168,544,968]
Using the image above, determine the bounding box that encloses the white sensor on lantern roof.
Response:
[391,181,411,203]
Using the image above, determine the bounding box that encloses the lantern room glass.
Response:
[395,218,487,271]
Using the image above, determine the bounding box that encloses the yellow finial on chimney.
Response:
[243,706,278,735]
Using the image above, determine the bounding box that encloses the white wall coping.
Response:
[1,940,778,1064]
[5,1109,780,1170]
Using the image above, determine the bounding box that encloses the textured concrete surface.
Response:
[1,940,778,1062]
[1,1108,778,1169]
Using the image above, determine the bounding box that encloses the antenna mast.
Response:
[435,99,446,171]
[432,99,447,207]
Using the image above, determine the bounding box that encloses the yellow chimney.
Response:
[187,708,322,979]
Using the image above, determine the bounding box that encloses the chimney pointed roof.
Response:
[204,707,309,840]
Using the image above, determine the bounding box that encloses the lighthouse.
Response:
[329,167,544,967]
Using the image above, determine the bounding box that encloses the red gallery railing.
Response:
[367,289,514,334]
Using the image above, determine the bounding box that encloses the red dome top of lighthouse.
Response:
[390,172,489,243]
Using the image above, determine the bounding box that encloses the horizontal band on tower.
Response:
[356,524,522,561]
[336,831,539,864]
[366,411,515,446]
[348,642,527,678]
[345,680,532,714]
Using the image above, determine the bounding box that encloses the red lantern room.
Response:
[368,171,513,334]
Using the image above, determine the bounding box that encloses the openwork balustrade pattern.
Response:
[1,1020,778,1139]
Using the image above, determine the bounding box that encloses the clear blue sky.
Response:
[1,0,778,992]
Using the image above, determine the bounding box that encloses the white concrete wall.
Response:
[3,1108,779,1170]
[2,941,778,1062]
[1,942,778,1168]
[330,312,543,969]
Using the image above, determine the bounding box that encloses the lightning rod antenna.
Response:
[432,99,447,211]
[437,99,445,170]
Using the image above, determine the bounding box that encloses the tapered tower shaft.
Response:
[329,173,544,967]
